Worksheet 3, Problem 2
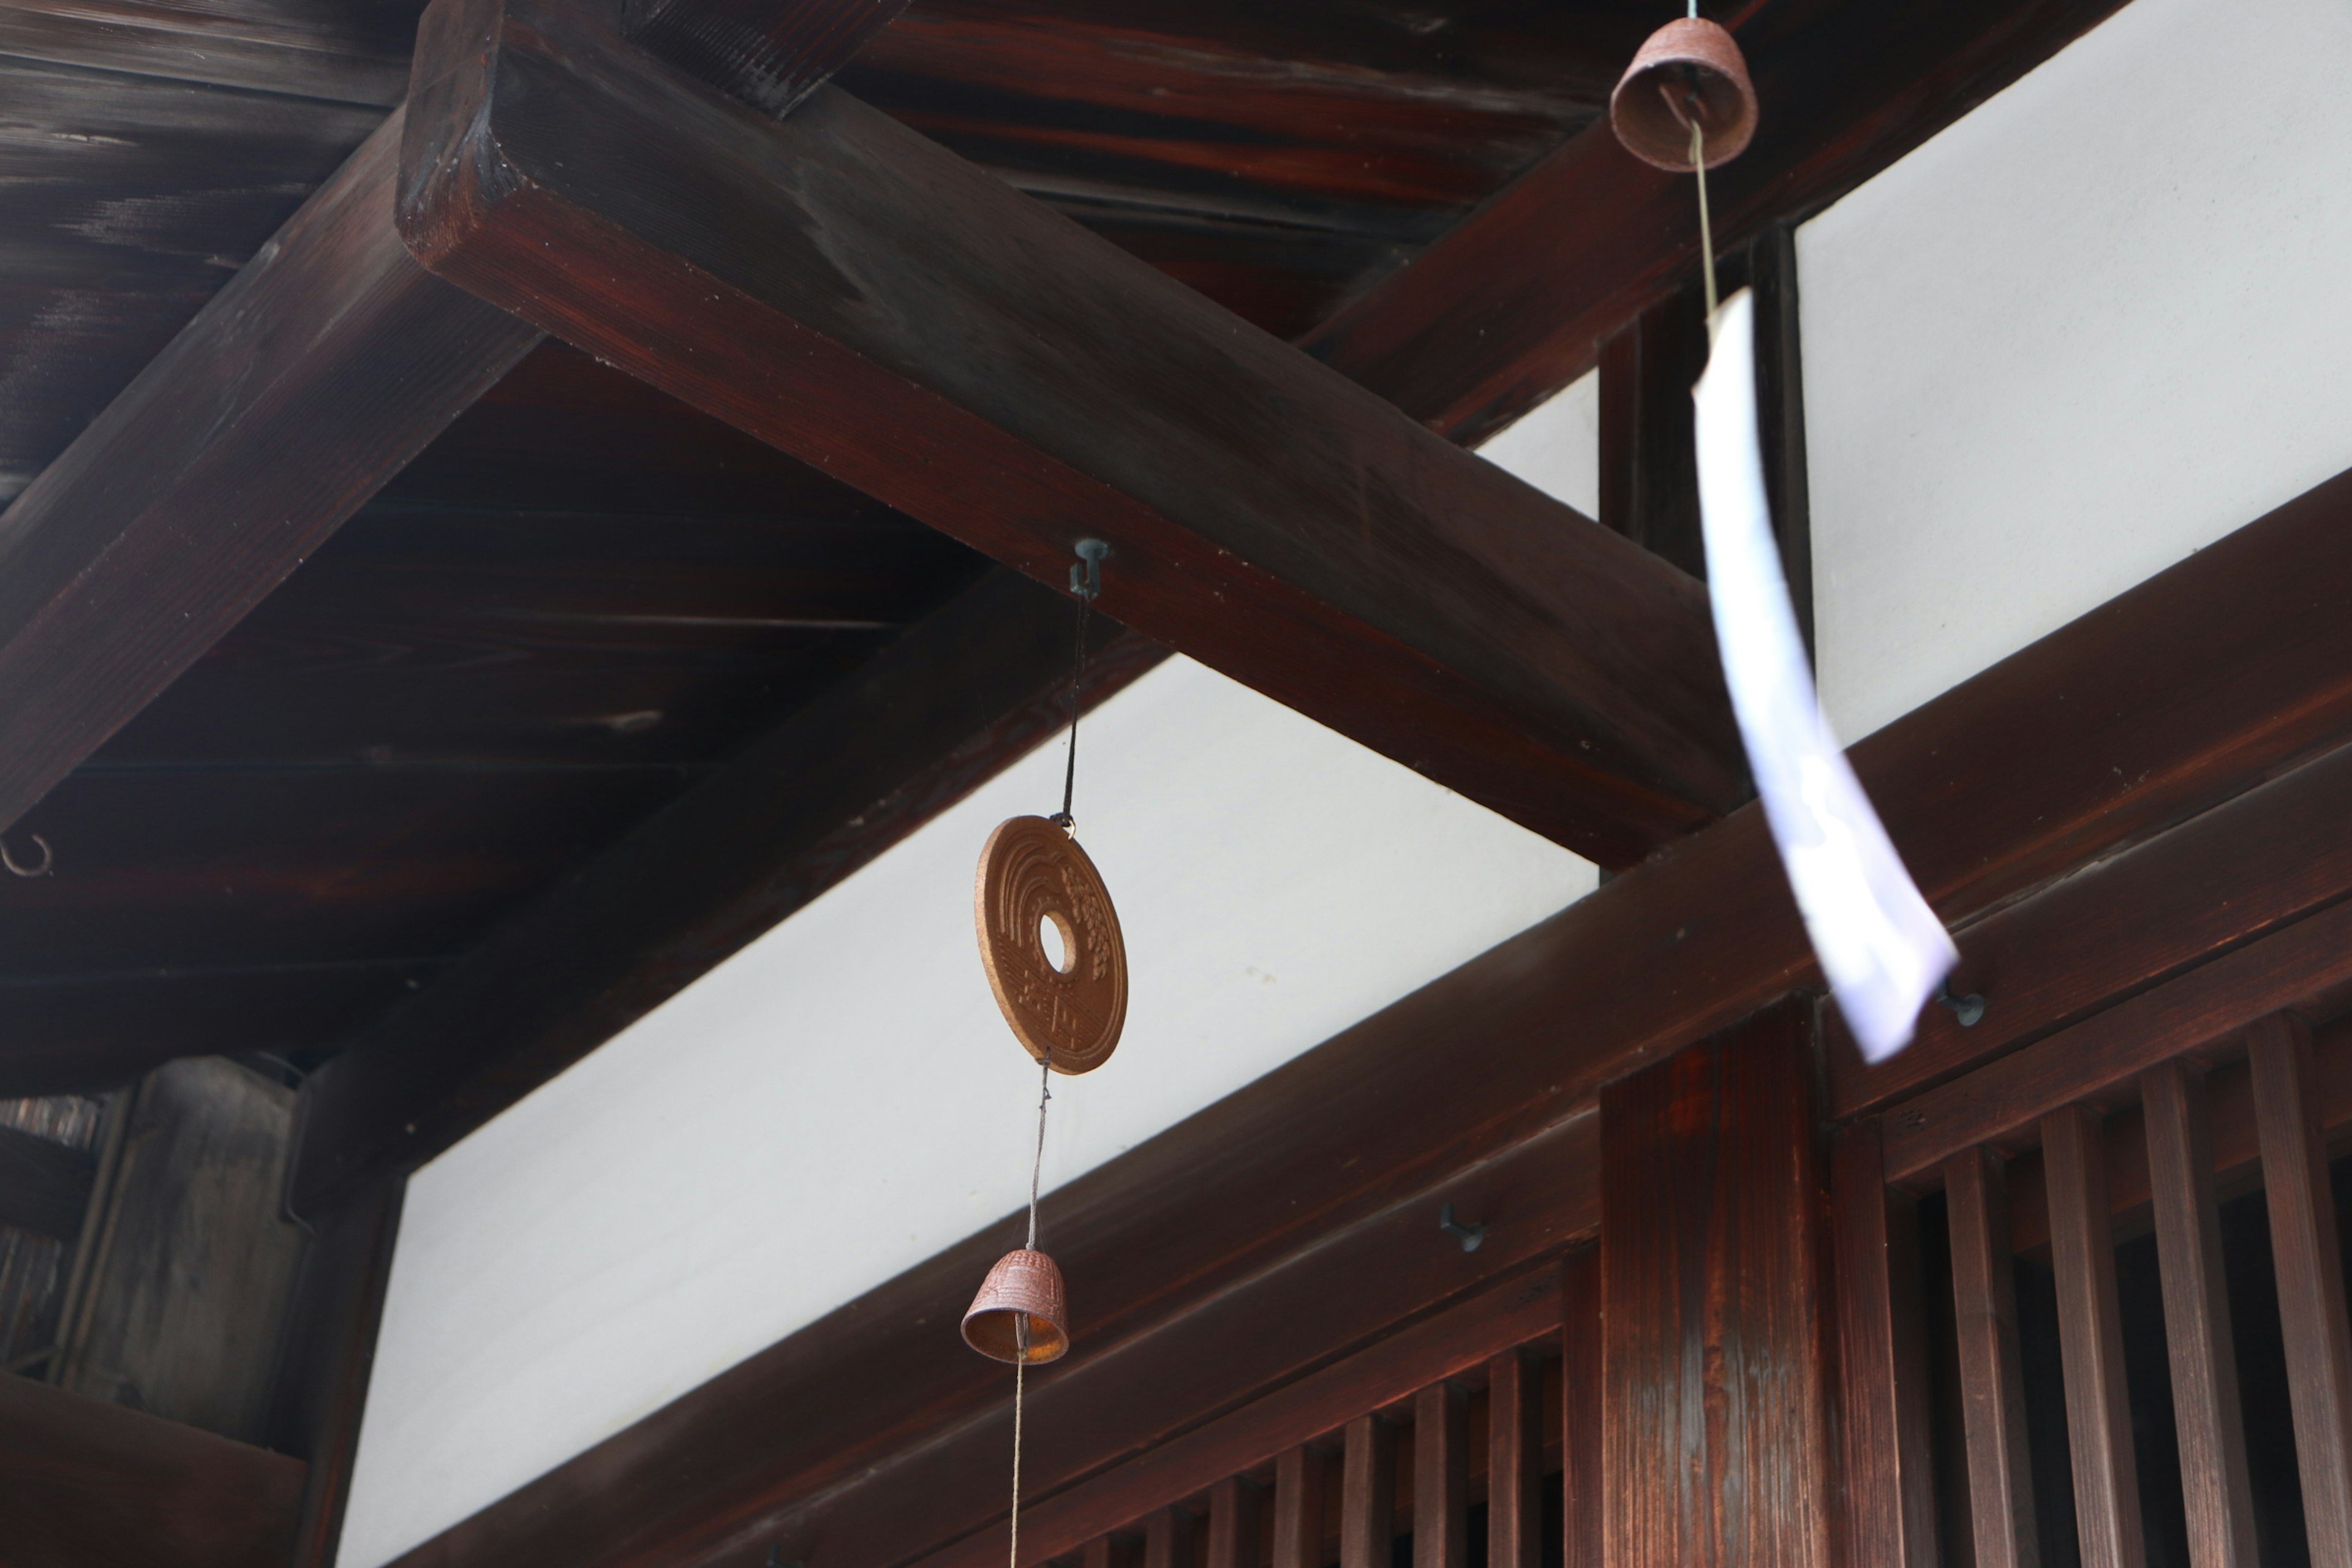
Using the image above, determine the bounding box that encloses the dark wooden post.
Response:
[1599,997,1834,1568]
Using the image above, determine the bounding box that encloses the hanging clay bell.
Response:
[1609,17,1758,172]
[962,1248,1070,1365]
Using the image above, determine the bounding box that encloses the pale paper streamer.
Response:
[1692,290,1956,1060]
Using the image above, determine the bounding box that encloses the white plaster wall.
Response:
[1475,368,1600,518]
[1801,0,2352,742]
[337,655,1594,1567]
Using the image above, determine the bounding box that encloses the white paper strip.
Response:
[1692,290,1956,1060]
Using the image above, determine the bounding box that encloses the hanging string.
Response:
[1057,602,1090,831]
[1008,1045,1052,1568]
[1689,115,1717,318]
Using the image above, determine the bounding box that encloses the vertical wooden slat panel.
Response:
[2141,1060,2258,1568]
[1208,1478,1263,1568]
[2249,1011,2352,1568]
[1831,1118,1939,1568]
[1413,1382,1468,1568]
[1087,1534,1144,1568]
[1561,1247,1602,1568]
[2042,1104,2146,1568]
[1273,1446,1327,1568]
[1486,1351,1542,1568]
[1340,1415,1395,1568]
[1147,1506,1199,1568]
[1600,1000,1833,1568]
[1943,1144,2040,1568]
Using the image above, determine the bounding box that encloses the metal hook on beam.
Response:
[1069,538,1108,602]
[1438,1202,1485,1253]
[1935,978,1985,1028]
[1,833,53,878]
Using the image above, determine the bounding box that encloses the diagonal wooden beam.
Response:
[1303,0,2138,444]
[0,0,924,850]
[0,1371,306,1567]
[288,570,1164,1216]
[394,0,1746,870]
[0,110,543,839]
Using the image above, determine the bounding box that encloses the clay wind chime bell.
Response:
[964,540,1128,1567]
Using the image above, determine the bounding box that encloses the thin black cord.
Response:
[1057,597,1090,829]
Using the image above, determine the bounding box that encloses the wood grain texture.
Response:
[1600,1000,1832,1568]
[1879,889,2352,1181]
[1272,1446,1327,1568]
[2041,1106,2145,1568]
[1340,1415,1395,1568]
[1207,1478,1263,1568]
[630,0,907,118]
[1560,1247,1600,1568]
[2138,1061,2256,1568]
[2248,1012,2352,1567]
[1303,0,2135,443]
[58,1058,306,1446]
[0,1366,305,1566]
[1412,1381,1468,1568]
[0,1120,97,1241]
[290,571,1163,1215]
[0,106,538,837]
[1829,1120,1937,1568]
[1944,1146,2040,1568]
[1145,1505,1197,1568]
[1485,1351,1542,1568]
[397,0,1746,868]
[0,0,418,104]
[268,1175,407,1568]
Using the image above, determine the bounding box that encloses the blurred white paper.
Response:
[1692,290,1956,1060]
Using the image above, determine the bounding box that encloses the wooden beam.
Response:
[0,108,541,839]
[1599,1000,1833,1568]
[0,1121,96,1242]
[1828,1120,1937,1568]
[1302,0,2136,443]
[1943,1146,2038,1568]
[2248,1012,2352,1566]
[387,450,2352,1568]
[2139,1061,2257,1568]
[628,0,910,119]
[1412,1381,1468,1568]
[396,0,1746,869]
[2040,1106,2144,1568]
[1338,1415,1395,1568]
[0,1370,304,1567]
[265,1175,407,1568]
[288,570,1163,1215]
[1561,1248,1602,1568]
[1485,1350,1544,1568]
[1271,1447,1325,1568]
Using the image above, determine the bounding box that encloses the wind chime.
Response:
[1611,8,1961,1060]
[963,539,1126,1568]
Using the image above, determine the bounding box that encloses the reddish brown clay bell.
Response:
[1609,17,1758,172]
[962,1248,1070,1365]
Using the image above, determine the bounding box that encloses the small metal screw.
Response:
[1936,979,1985,1028]
[1438,1203,1485,1253]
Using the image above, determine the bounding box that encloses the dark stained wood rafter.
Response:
[0,108,540,839]
[1304,0,2140,443]
[0,1370,306,1568]
[381,442,2352,1568]
[394,0,1749,870]
[289,571,1164,1215]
